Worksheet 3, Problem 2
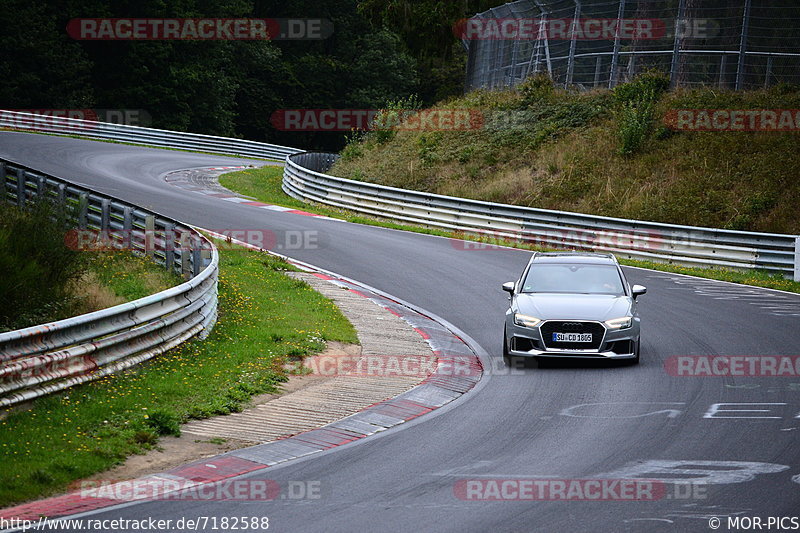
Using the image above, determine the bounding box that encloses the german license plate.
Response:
[552,332,592,343]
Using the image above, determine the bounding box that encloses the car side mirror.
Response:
[502,281,515,294]
[632,285,647,299]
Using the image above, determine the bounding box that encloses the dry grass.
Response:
[331,82,800,234]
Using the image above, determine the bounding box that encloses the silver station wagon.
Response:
[502,252,646,364]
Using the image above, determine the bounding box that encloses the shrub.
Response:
[519,74,555,105]
[145,410,182,436]
[618,100,655,155]
[614,72,669,155]
[340,130,366,162]
[614,71,669,106]
[0,200,85,330]
[371,94,422,145]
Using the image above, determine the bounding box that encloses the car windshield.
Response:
[521,263,625,295]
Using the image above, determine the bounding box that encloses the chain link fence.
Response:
[463,0,800,91]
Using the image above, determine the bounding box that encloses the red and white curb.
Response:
[164,166,334,219]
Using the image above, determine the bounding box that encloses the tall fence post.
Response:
[764,55,773,89]
[736,0,752,90]
[670,0,687,88]
[608,0,626,88]
[565,1,581,88]
[627,54,636,82]
[593,56,603,87]
[718,54,727,88]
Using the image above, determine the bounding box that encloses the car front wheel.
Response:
[630,338,641,365]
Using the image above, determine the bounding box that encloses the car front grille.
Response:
[540,320,605,351]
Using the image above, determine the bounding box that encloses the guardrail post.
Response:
[100,198,111,231]
[145,215,155,259]
[121,206,133,251]
[182,241,193,279]
[77,193,88,228]
[34,175,45,199]
[795,236,800,282]
[164,223,175,271]
[16,168,26,206]
[192,241,202,278]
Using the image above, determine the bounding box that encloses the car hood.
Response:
[514,293,632,321]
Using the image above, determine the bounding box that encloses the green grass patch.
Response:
[0,243,357,507]
[220,166,800,295]
[0,199,182,330]
[70,251,182,314]
[220,166,457,237]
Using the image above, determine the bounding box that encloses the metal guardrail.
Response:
[0,158,219,407]
[0,109,301,161]
[284,152,800,281]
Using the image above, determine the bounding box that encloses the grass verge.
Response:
[331,77,800,235]
[0,242,357,508]
[69,251,183,315]
[220,166,800,294]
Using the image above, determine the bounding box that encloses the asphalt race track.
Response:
[2,131,799,532]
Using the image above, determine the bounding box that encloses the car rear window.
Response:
[521,264,625,295]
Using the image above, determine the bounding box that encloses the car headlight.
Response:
[605,316,632,329]
[514,313,542,328]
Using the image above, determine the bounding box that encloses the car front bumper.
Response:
[506,320,639,359]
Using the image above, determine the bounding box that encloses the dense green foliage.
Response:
[0,200,181,331]
[0,201,85,330]
[614,72,670,155]
[0,0,497,150]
